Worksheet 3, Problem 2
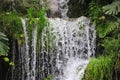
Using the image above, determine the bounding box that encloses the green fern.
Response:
[103,1,120,15]
[107,18,120,32]
[98,19,120,38]
[103,18,120,37]
[98,1,120,38]
[0,32,9,56]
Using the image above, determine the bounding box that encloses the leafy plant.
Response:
[27,7,47,36]
[89,0,120,52]
[82,54,114,80]
[103,1,120,15]
[0,32,9,56]
[100,1,120,38]
[44,74,53,80]
[0,12,23,39]
[84,1,120,80]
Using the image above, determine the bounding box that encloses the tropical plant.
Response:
[82,54,114,80]
[0,12,23,39]
[0,32,9,56]
[89,0,120,53]
[101,0,120,38]
[103,1,120,15]
[83,1,120,80]
[27,7,47,35]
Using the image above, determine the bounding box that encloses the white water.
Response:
[30,26,37,80]
[20,18,38,80]
[11,1,96,80]
[62,58,89,80]
[58,0,70,18]
[21,18,30,80]
[41,17,96,80]
[11,17,95,80]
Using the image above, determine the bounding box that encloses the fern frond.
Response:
[98,18,120,38]
[103,37,120,52]
[106,19,120,33]
[103,1,120,15]
[0,32,9,56]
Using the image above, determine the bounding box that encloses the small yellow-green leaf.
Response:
[20,34,24,38]
[9,62,15,66]
[3,57,9,62]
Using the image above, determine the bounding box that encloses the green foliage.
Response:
[89,0,120,53]
[100,1,120,38]
[44,74,53,80]
[86,1,120,80]
[82,54,114,80]
[101,37,120,53]
[9,61,15,66]
[89,1,102,21]
[25,7,48,53]
[114,57,120,80]
[3,57,9,62]
[89,0,107,38]
[89,0,120,38]
[0,12,23,39]
[0,0,46,15]
[27,8,47,36]
[103,1,120,15]
[0,32,9,56]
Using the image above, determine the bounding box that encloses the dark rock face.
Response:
[67,0,91,18]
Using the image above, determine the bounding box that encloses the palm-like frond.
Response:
[99,1,120,38]
[0,32,9,56]
[103,1,120,15]
[98,18,120,38]
[107,18,120,33]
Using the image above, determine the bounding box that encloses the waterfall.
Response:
[40,17,96,80]
[58,0,70,18]
[11,17,95,80]
[10,1,96,80]
[14,18,38,80]
[30,26,37,80]
[21,18,30,80]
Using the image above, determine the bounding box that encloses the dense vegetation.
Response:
[0,0,47,80]
[0,0,120,80]
[82,0,120,80]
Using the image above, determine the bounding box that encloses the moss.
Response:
[82,54,114,80]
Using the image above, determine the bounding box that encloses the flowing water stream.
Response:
[11,0,96,80]
[40,17,96,80]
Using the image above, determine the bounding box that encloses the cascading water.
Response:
[11,18,95,80]
[40,17,96,80]
[21,18,30,80]
[11,0,96,80]
[16,18,38,80]
[30,26,37,80]
[58,0,70,18]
